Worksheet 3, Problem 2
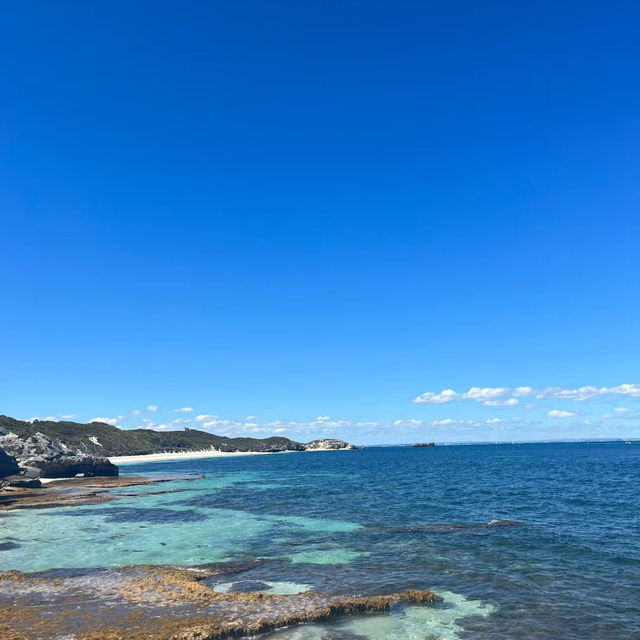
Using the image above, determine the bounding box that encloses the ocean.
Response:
[2,442,639,639]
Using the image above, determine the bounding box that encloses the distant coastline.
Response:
[111,446,356,465]
[109,449,289,465]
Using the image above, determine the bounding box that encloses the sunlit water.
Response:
[1,443,639,639]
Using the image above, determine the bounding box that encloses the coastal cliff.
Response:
[0,415,355,485]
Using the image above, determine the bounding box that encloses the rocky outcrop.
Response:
[0,430,118,479]
[304,439,357,450]
[0,448,19,479]
[0,448,22,489]
[412,442,435,447]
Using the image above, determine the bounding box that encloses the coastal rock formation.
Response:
[305,439,357,450]
[0,473,202,511]
[0,415,356,457]
[0,448,19,479]
[0,563,440,640]
[412,442,435,447]
[0,429,118,479]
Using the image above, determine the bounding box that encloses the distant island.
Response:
[0,414,355,487]
[412,442,435,448]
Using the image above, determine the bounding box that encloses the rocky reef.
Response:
[0,472,200,511]
[0,563,440,640]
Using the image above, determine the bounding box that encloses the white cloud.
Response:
[29,414,77,422]
[413,383,640,404]
[147,405,158,412]
[90,417,120,426]
[413,387,510,404]
[412,389,459,404]
[393,419,423,426]
[196,414,217,422]
[172,407,194,413]
[486,418,505,424]
[547,410,578,418]
[465,387,509,401]
[131,410,143,415]
[484,398,519,406]
[613,407,632,413]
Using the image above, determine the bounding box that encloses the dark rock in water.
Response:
[0,541,21,551]
[1,474,42,489]
[412,442,435,447]
[226,580,272,593]
[0,431,118,478]
[321,632,370,640]
[0,447,20,480]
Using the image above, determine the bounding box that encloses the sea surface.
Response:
[2,443,639,639]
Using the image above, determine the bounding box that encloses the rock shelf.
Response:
[0,563,440,640]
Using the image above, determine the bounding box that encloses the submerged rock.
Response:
[224,580,273,593]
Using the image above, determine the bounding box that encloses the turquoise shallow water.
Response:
[2,443,639,639]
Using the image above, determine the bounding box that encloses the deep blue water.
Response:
[2,443,639,639]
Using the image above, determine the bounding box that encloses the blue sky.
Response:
[1,1,639,444]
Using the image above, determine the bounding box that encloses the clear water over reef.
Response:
[2,443,639,639]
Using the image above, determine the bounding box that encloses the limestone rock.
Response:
[0,431,118,479]
[304,439,357,450]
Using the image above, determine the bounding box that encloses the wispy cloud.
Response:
[413,383,640,404]
[90,416,121,426]
[172,407,194,413]
[547,410,578,418]
[147,405,159,412]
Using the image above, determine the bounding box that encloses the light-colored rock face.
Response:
[304,439,356,450]
[0,431,118,479]
[0,432,72,464]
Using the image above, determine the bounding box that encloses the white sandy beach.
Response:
[108,449,281,465]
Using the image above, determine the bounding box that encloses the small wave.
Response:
[374,520,524,534]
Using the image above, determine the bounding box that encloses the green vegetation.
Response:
[0,416,306,456]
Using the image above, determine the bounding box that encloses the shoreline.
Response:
[109,447,354,465]
[109,449,288,465]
